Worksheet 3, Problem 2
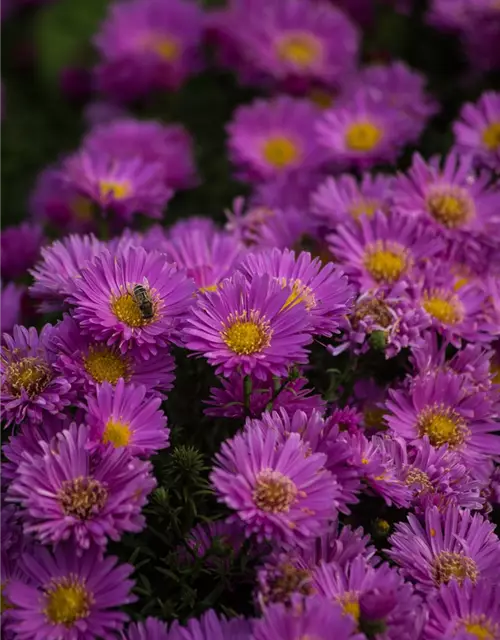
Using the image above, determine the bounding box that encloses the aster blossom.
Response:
[1,222,44,281]
[123,618,169,640]
[1,281,24,334]
[184,272,312,380]
[388,506,500,593]
[69,245,196,358]
[8,423,156,551]
[238,248,354,336]
[210,427,339,545]
[85,378,169,455]
[167,609,252,640]
[4,544,136,640]
[1,324,73,427]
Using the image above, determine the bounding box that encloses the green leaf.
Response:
[33,0,108,86]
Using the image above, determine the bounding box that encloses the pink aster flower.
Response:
[329,210,444,292]
[124,618,169,640]
[1,282,24,334]
[388,506,500,593]
[82,118,198,190]
[210,427,339,545]
[227,96,330,182]
[62,150,173,223]
[164,224,245,293]
[392,151,500,244]
[168,610,251,640]
[69,245,196,358]
[331,281,431,358]
[205,371,325,420]
[1,324,74,427]
[251,172,324,212]
[94,0,204,101]
[253,594,359,640]
[8,423,156,551]
[4,544,136,640]
[313,557,425,640]
[222,0,359,93]
[185,272,312,380]
[239,248,353,336]
[454,91,500,173]
[29,166,98,234]
[53,314,175,397]
[311,172,393,228]
[425,579,500,640]
[385,369,500,465]
[30,234,104,312]
[86,379,169,456]
[1,222,44,281]
[317,89,405,169]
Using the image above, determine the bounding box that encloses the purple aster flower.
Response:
[53,314,175,397]
[29,166,98,234]
[454,91,500,173]
[30,234,104,312]
[223,0,359,93]
[83,118,198,190]
[331,281,431,358]
[426,579,500,640]
[164,225,245,293]
[385,369,500,464]
[239,248,353,336]
[311,172,393,228]
[328,210,444,292]
[210,427,339,545]
[62,150,173,222]
[205,371,325,420]
[350,378,389,432]
[317,89,405,169]
[184,519,245,563]
[123,618,169,640]
[252,171,324,212]
[168,609,251,640]
[184,272,312,380]
[1,282,24,334]
[247,408,361,513]
[313,557,425,639]
[94,0,204,101]
[69,245,196,358]
[83,100,129,127]
[253,594,359,640]
[227,96,330,182]
[388,506,500,593]
[8,423,156,550]
[1,324,73,427]
[1,550,30,640]
[412,262,496,347]
[392,152,500,244]
[342,61,438,143]
[1,222,44,281]
[86,379,169,456]
[4,544,136,640]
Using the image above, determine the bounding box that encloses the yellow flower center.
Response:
[363,406,386,430]
[71,196,93,222]
[264,563,313,605]
[422,290,463,325]
[83,345,131,385]
[339,593,360,621]
[58,477,108,520]
[150,36,179,61]
[277,32,322,68]
[98,180,130,201]
[405,467,433,493]
[111,292,155,327]
[103,418,132,447]
[222,312,271,355]
[363,242,408,283]
[44,576,91,626]
[253,469,298,513]
[5,357,52,398]
[462,617,498,640]
[482,122,500,150]
[262,136,300,168]
[309,89,334,109]
[417,405,467,448]
[432,551,478,586]
[426,187,475,229]
[281,278,316,311]
[348,198,380,220]
[345,122,382,152]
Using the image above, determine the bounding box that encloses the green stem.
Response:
[243,375,252,417]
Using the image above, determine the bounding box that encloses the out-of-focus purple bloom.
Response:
[168,609,251,640]
[123,618,169,640]
[1,222,44,281]
[1,282,24,334]
[454,91,500,173]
